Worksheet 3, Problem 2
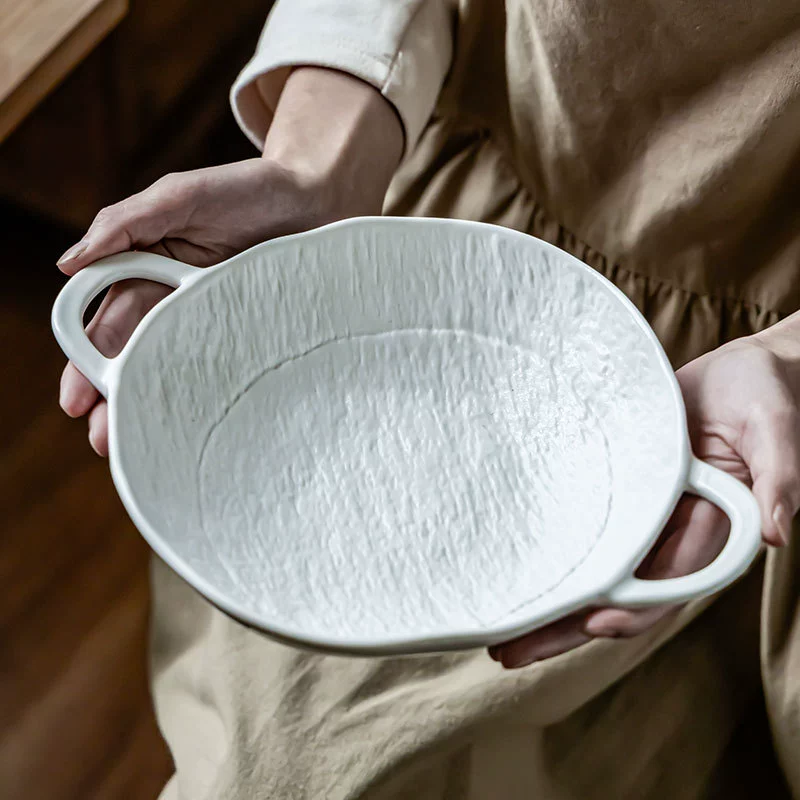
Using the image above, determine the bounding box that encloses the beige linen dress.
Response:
[154,1,800,797]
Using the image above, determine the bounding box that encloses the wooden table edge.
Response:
[0,0,128,145]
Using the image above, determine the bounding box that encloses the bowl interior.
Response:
[111,218,685,648]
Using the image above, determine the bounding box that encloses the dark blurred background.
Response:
[0,1,270,796]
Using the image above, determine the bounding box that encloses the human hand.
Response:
[491,336,800,668]
[58,67,403,455]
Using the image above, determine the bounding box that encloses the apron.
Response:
[154,1,800,796]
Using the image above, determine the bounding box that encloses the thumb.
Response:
[742,403,800,547]
[56,174,191,274]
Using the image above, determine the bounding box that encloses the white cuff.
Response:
[230,0,453,157]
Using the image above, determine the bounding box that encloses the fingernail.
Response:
[88,428,102,457]
[583,620,619,638]
[503,654,537,669]
[773,503,792,546]
[501,648,540,669]
[57,240,88,266]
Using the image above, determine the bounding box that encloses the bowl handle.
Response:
[51,251,201,397]
[605,457,762,607]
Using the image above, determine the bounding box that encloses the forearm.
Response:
[262,67,403,219]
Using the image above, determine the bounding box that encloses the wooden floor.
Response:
[0,202,173,799]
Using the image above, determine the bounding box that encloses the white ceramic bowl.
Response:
[52,217,761,654]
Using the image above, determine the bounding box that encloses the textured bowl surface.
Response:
[109,218,687,651]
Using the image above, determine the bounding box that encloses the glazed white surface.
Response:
[112,219,683,644]
[197,329,612,638]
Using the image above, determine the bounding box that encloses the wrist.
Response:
[753,313,800,390]
[261,67,403,217]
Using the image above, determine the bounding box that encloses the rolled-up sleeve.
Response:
[230,0,454,157]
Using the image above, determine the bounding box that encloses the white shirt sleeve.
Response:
[230,0,454,157]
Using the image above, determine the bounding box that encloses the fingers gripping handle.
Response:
[51,252,200,397]
[606,458,762,607]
